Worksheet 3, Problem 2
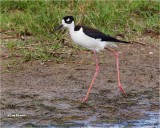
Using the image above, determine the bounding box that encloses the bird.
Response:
[54,16,128,102]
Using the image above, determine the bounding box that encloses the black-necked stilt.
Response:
[54,16,128,102]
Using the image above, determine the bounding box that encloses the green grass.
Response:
[1,0,159,62]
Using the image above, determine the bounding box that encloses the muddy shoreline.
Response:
[1,43,159,127]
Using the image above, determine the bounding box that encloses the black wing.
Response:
[75,25,129,43]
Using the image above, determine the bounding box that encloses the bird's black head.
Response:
[54,16,75,32]
[63,16,74,24]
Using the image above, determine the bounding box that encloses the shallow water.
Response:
[1,91,159,128]
[21,111,159,128]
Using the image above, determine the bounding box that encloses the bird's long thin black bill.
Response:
[54,24,63,32]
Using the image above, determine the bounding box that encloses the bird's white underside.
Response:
[69,27,118,52]
[62,19,118,52]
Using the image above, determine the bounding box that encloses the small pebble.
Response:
[149,52,153,55]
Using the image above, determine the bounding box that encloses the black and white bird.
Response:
[54,16,128,102]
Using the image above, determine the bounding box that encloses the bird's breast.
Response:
[69,29,107,51]
[70,29,95,46]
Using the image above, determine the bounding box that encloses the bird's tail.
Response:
[116,39,130,44]
[120,40,130,44]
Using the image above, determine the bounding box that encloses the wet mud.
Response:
[1,43,159,127]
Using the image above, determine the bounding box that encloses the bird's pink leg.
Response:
[82,50,100,102]
[107,48,127,97]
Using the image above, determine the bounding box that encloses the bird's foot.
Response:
[119,85,127,97]
[82,97,88,102]
[78,97,88,102]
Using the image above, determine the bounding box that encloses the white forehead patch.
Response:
[62,19,65,24]
[66,18,70,21]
